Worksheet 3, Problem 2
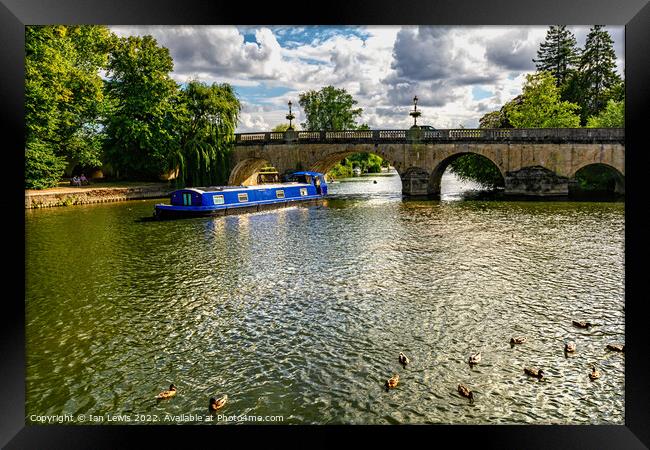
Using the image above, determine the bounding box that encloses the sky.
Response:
[109,25,624,132]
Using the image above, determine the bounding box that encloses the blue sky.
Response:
[110,25,624,131]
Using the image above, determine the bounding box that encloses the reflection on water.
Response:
[25,171,624,424]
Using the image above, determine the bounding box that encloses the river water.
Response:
[25,171,625,425]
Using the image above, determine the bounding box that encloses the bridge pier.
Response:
[504,166,570,197]
[400,167,430,197]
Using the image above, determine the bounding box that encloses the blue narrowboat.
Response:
[154,171,327,219]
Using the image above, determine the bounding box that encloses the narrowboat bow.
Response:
[154,171,327,219]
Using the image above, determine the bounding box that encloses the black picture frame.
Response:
[4,0,649,447]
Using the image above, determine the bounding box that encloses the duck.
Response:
[468,352,481,365]
[398,352,410,366]
[572,320,592,329]
[155,383,177,400]
[385,374,399,391]
[589,366,601,380]
[606,343,625,352]
[565,341,577,353]
[524,367,544,379]
[209,395,228,411]
[458,384,474,403]
[510,337,527,345]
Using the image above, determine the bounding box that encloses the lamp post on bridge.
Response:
[284,100,297,143]
[286,101,295,131]
[409,95,421,129]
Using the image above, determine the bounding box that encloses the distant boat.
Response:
[352,167,362,176]
[154,171,327,219]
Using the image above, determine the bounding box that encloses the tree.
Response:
[25,25,114,188]
[167,80,241,187]
[586,99,624,127]
[577,25,621,122]
[297,86,378,178]
[507,71,581,128]
[103,35,179,180]
[298,86,363,131]
[533,26,580,87]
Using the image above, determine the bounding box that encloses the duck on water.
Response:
[154,171,327,219]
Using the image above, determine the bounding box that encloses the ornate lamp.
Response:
[286,100,295,131]
[409,95,421,129]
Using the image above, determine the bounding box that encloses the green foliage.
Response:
[25,25,113,187]
[168,80,241,187]
[299,85,363,131]
[586,99,624,127]
[103,35,179,180]
[578,25,621,122]
[533,25,580,87]
[448,154,504,189]
[507,71,581,128]
[327,163,352,179]
[574,165,621,192]
[328,153,384,179]
[25,141,69,189]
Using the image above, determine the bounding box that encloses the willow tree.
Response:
[168,81,241,187]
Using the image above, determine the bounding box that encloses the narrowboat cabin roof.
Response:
[175,182,311,194]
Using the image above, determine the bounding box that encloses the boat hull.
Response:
[154,197,324,220]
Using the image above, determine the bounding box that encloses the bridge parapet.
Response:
[234,128,624,145]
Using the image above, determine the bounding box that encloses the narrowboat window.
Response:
[300,188,308,196]
[289,174,307,183]
[213,194,225,205]
[276,190,285,199]
[238,193,249,202]
[183,193,192,205]
[305,175,312,184]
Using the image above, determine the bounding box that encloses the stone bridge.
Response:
[229,128,625,197]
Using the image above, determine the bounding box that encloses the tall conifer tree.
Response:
[578,25,621,120]
[533,25,580,87]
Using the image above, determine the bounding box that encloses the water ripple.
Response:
[25,173,624,424]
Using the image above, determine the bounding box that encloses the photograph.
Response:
[3,0,649,447]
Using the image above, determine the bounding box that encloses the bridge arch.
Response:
[428,152,505,197]
[228,157,273,186]
[570,163,625,195]
[307,145,400,176]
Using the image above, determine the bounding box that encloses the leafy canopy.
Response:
[25,25,113,188]
[507,71,581,128]
[586,99,624,128]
